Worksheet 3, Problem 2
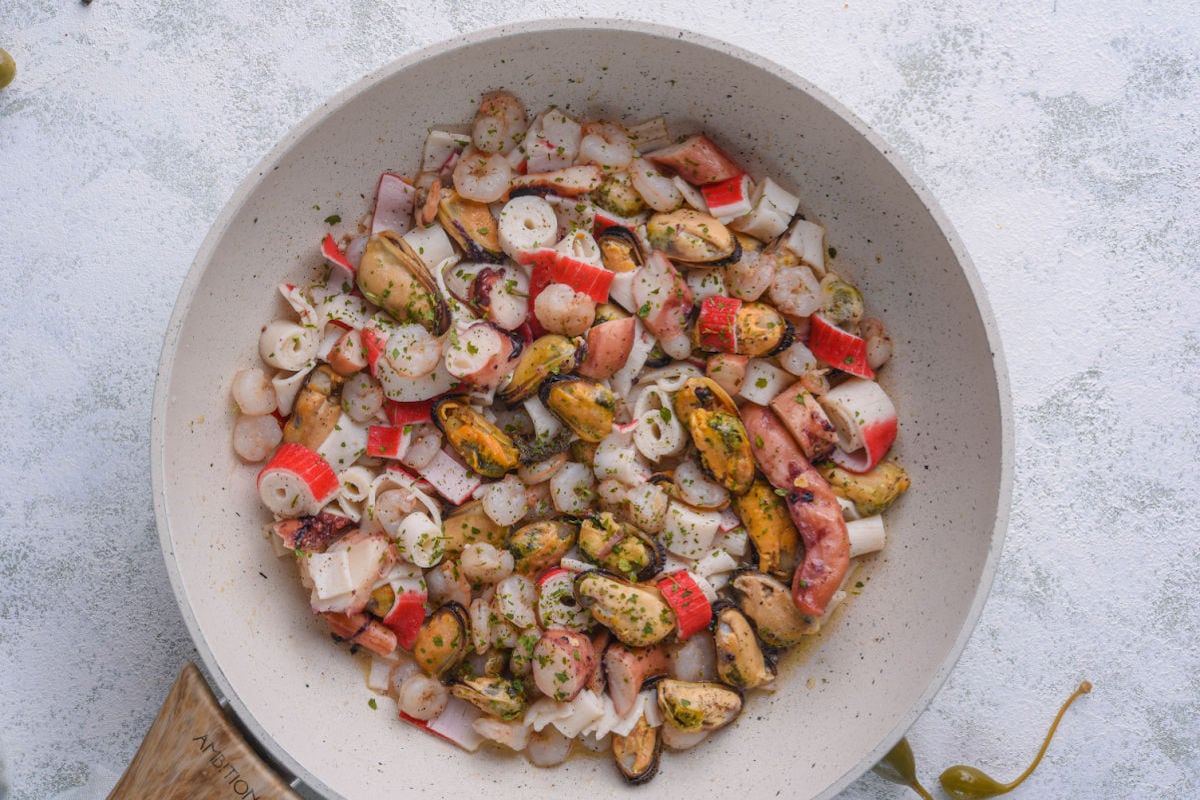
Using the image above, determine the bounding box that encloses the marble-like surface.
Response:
[1,1,1196,798]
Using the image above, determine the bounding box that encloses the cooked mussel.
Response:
[656,679,742,733]
[687,408,755,496]
[673,376,738,421]
[733,302,794,358]
[437,188,505,263]
[731,479,800,580]
[712,602,776,690]
[539,375,617,443]
[820,274,864,326]
[450,675,527,720]
[574,571,675,647]
[597,225,645,273]
[818,460,911,516]
[578,512,665,582]
[357,231,451,334]
[282,364,344,450]
[508,519,577,577]
[432,396,521,478]
[497,334,585,405]
[728,570,818,647]
[612,713,662,785]
[646,209,741,267]
[442,499,509,552]
[412,602,469,677]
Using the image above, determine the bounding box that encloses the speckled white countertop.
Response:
[1,1,1197,798]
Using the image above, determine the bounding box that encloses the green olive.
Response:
[0,49,15,89]
[872,737,934,800]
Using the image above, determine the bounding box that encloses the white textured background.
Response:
[1,1,1197,798]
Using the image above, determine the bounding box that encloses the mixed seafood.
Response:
[232,90,911,783]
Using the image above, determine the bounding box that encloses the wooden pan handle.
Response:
[108,663,300,800]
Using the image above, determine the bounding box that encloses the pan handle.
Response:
[107,663,301,800]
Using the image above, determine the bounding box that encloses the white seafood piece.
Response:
[847,515,886,558]
[480,474,528,526]
[372,172,416,236]
[444,322,517,389]
[624,481,669,534]
[782,217,827,276]
[232,414,281,462]
[768,264,822,317]
[594,427,652,486]
[673,459,729,509]
[472,717,529,751]
[231,368,278,416]
[550,461,595,514]
[686,268,726,301]
[730,177,800,241]
[661,501,722,559]
[625,116,673,153]
[629,156,683,212]
[525,108,582,172]
[421,129,471,173]
[393,511,445,568]
[472,90,527,154]
[259,318,319,371]
[402,224,457,271]
[578,122,634,170]
[498,195,558,261]
[495,574,537,629]
[453,147,512,204]
[271,362,314,416]
[398,673,449,720]
[633,386,687,461]
[738,359,793,406]
[778,339,820,376]
[315,412,370,471]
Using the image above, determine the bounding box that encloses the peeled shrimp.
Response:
[472,90,527,154]
[231,368,278,415]
[341,372,384,423]
[534,283,596,336]
[768,263,823,317]
[453,146,513,203]
[578,122,634,170]
[232,413,282,462]
[725,248,775,302]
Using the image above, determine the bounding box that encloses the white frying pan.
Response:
[145,19,1011,800]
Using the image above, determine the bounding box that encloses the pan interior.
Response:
[152,20,1009,800]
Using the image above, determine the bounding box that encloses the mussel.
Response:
[820,274,865,326]
[672,377,754,495]
[731,479,800,580]
[818,460,911,516]
[595,172,648,217]
[539,375,617,443]
[508,519,577,577]
[432,396,521,478]
[612,714,662,785]
[712,602,776,690]
[688,408,755,496]
[357,231,451,334]
[437,188,505,263]
[442,499,509,552]
[578,512,665,582]
[656,679,742,733]
[694,300,794,358]
[281,364,344,451]
[497,334,585,405]
[574,571,675,648]
[412,602,469,677]
[597,226,645,273]
[727,571,818,647]
[646,209,741,267]
[450,675,527,720]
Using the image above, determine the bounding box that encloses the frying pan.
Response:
[145,19,1011,800]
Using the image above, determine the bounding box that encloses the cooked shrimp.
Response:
[231,367,278,415]
[578,122,634,170]
[472,90,527,154]
[232,413,282,462]
[534,282,596,336]
[453,146,513,203]
[725,247,775,302]
[861,317,894,369]
[768,263,822,317]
